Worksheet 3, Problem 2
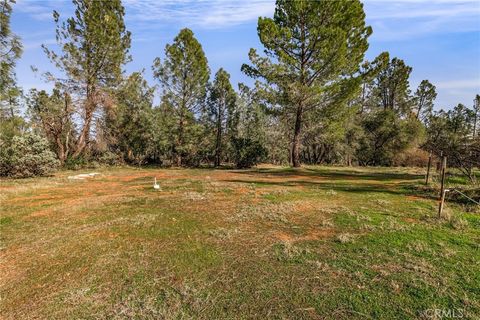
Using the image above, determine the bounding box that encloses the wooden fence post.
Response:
[425,152,432,185]
[438,156,447,218]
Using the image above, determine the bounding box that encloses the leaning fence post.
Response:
[438,156,447,218]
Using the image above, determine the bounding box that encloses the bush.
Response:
[393,147,430,167]
[98,151,122,166]
[64,156,88,170]
[231,137,267,168]
[0,138,11,176]
[0,133,59,178]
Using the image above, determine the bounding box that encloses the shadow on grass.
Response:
[226,178,417,196]
[224,167,436,199]
[237,167,424,182]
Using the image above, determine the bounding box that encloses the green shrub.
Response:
[64,156,87,170]
[231,137,267,169]
[98,151,122,166]
[0,138,11,176]
[0,133,59,178]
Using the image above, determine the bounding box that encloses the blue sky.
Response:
[11,0,480,110]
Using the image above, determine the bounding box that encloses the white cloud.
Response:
[22,38,56,50]
[19,30,57,50]
[436,79,480,90]
[15,0,274,29]
[123,0,274,29]
[15,0,70,21]
[122,0,480,37]
[16,0,480,38]
[364,0,480,40]
[365,0,479,19]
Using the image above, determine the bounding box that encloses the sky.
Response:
[11,0,480,110]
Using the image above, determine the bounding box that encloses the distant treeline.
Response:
[1,0,479,179]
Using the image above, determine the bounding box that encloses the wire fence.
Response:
[446,188,480,206]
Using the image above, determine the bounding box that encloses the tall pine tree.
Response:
[106,72,155,164]
[153,28,210,166]
[414,80,437,122]
[208,68,236,167]
[242,0,371,167]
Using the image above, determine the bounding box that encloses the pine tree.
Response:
[414,80,437,122]
[43,0,131,158]
[153,28,210,166]
[208,68,236,167]
[373,56,413,114]
[242,0,371,167]
[0,0,22,123]
[236,83,267,143]
[356,53,424,165]
[107,72,155,164]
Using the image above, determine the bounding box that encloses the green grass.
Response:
[0,166,479,319]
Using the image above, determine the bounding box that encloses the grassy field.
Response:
[1,166,479,319]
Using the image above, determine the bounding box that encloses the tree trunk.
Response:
[176,114,184,167]
[60,93,71,163]
[415,96,424,120]
[473,106,478,137]
[214,118,222,167]
[72,109,93,158]
[56,136,66,164]
[291,103,303,168]
[72,90,94,159]
[176,154,182,167]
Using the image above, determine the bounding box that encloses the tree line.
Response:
[1,0,479,179]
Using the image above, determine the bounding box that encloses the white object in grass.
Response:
[153,177,160,190]
[68,172,100,180]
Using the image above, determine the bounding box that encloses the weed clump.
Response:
[274,242,310,262]
[407,240,432,254]
[232,201,297,223]
[379,217,408,232]
[375,199,391,207]
[449,216,469,230]
[325,189,337,196]
[208,228,238,240]
[321,219,334,228]
[335,233,355,244]
[184,191,207,201]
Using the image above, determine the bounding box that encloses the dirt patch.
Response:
[406,195,424,201]
[402,217,417,223]
[5,194,65,208]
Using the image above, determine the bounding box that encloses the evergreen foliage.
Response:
[152,28,210,166]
